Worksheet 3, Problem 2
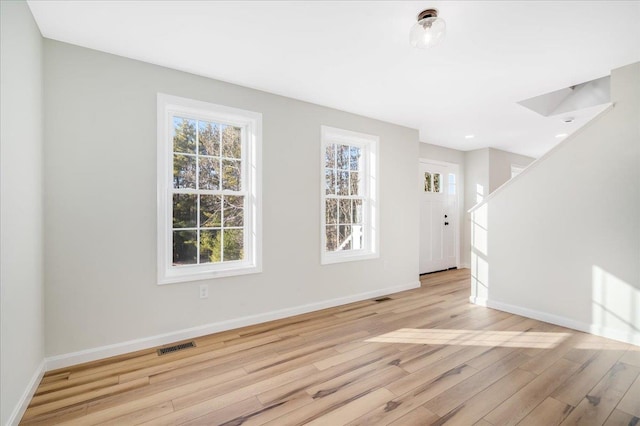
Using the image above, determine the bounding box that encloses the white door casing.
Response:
[419,160,459,274]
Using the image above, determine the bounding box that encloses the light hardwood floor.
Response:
[22,269,640,425]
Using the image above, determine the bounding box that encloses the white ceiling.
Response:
[28,1,640,158]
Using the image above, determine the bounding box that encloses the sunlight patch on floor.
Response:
[366,328,571,349]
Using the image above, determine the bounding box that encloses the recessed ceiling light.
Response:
[465,134,475,139]
[556,133,568,138]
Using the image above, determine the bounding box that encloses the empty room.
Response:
[1,0,640,425]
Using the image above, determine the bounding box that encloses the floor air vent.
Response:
[157,341,196,356]
[374,297,392,303]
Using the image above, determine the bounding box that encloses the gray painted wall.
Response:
[488,148,535,193]
[462,148,535,267]
[463,149,490,267]
[419,142,465,166]
[43,40,419,357]
[0,2,45,424]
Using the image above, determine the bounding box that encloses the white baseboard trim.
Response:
[469,295,488,306]
[588,324,640,347]
[6,359,45,426]
[472,298,640,347]
[459,263,470,269]
[46,281,420,371]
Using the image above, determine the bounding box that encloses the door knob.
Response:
[444,222,449,226]
[444,214,448,218]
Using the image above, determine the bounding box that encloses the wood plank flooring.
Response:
[22,269,640,425]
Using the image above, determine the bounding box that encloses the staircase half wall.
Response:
[469,62,640,346]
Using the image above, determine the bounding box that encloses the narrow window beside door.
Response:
[448,172,456,195]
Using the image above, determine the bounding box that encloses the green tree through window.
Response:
[172,116,244,265]
[158,94,261,283]
[320,126,378,265]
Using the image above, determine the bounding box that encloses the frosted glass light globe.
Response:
[410,15,446,48]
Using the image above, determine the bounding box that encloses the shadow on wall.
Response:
[592,265,640,343]
[470,187,489,304]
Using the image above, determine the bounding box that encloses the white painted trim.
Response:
[510,164,526,179]
[459,263,470,269]
[156,93,263,284]
[469,295,488,306]
[418,158,461,272]
[5,360,46,426]
[468,103,614,213]
[471,297,640,347]
[589,324,640,347]
[45,281,420,370]
[417,158,458,167]
[320,125,380,265]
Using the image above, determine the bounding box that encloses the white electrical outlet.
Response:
[199,284,209,299]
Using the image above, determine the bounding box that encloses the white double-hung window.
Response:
[157,94,262,284]
[321,126,379,264]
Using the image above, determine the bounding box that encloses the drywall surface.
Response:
[419,142,466,268]
[488,148,535,193]
[461,147,534,269]
[471,62,640,345]
[419,142,465,166]
[462,149,490,267]
[43,40,419,357]
[0,1,45,424]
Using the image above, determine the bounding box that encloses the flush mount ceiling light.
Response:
[410,8,446,48]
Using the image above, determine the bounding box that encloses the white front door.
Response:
[419,161,458,274]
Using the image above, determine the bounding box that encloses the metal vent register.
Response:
[157,341,196,356]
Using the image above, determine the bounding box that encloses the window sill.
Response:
[158,263,262,285]
[321,251,379,265]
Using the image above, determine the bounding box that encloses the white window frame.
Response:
[320,125,379,265]
[157,93,262,284]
